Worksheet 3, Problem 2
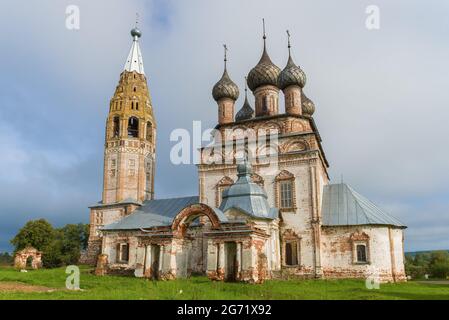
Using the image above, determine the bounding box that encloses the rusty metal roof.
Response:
[321,183,406,228]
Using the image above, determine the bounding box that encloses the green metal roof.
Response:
[321,183,406,228]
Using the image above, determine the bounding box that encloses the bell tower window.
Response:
[128,117,139,138]
[113,116,120,138]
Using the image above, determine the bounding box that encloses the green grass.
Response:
[0,266,448,300]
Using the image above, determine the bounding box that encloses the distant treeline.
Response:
[0,252,13,265]
[405,250,449,279]
[406,250,449,257]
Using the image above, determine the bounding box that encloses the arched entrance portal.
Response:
[169,203,222,278]
[13,247,43,270]
[172,203,221,238]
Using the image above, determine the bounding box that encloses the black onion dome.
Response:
[279,55,306,90]
[212,69,240,101]
[235,94,254,121]
[247,45,281,91]
[302,92,315,116]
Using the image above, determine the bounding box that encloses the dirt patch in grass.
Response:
[0,282,56,293]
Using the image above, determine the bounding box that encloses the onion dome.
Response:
[279,55,306,89]
[235,80,254,121]
[212,69,239,101]
[279,30,306,89]
[247,34,281,91]
[212,45,239,101]
[302,92,315,116]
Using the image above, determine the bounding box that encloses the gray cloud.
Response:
[0,0,448,252]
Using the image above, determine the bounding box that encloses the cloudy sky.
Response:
[0,0,448,252]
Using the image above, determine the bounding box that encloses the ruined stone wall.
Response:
[320,226,406,282]
[101,232,139,273]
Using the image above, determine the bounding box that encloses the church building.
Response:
[84,25,407,283]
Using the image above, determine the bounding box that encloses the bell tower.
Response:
[102,26,156,204]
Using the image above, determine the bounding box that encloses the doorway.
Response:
[224,242,237,281]
[26,256,33,269]
[150,244,160,280]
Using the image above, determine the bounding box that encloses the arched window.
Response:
[136,102,139,110]
[146,122,153,142]
[263,95,269,112]
[215,176,234,207]
[113,116,120,138]
[128,117,139,138]
[275,170,296,211]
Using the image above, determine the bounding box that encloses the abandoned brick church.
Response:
[83,25,407,283]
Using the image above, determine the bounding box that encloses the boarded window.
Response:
[280,180,293,208]
[285,241,298,266]
[356,244,367,263]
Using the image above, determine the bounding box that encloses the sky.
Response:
[0,0,448,253]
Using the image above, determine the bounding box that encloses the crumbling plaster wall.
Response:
[320,226,406,282]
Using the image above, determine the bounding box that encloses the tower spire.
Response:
[124,21,145,74]
[287,29,291,57]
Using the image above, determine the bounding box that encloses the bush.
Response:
[405,264,427,279]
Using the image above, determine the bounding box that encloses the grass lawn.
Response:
[0,266,448,300]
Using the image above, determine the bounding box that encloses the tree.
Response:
[58,223,89,265]
[10,219,55,252]
[429,251,449,279]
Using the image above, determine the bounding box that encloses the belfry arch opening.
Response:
[128,117,139,138]
[113,116,120,138]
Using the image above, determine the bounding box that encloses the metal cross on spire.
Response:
[262,18,266,40]
[135,12,139,28]
[223,44,228,69]
[244,76,248,94]
[286,30,291,56]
